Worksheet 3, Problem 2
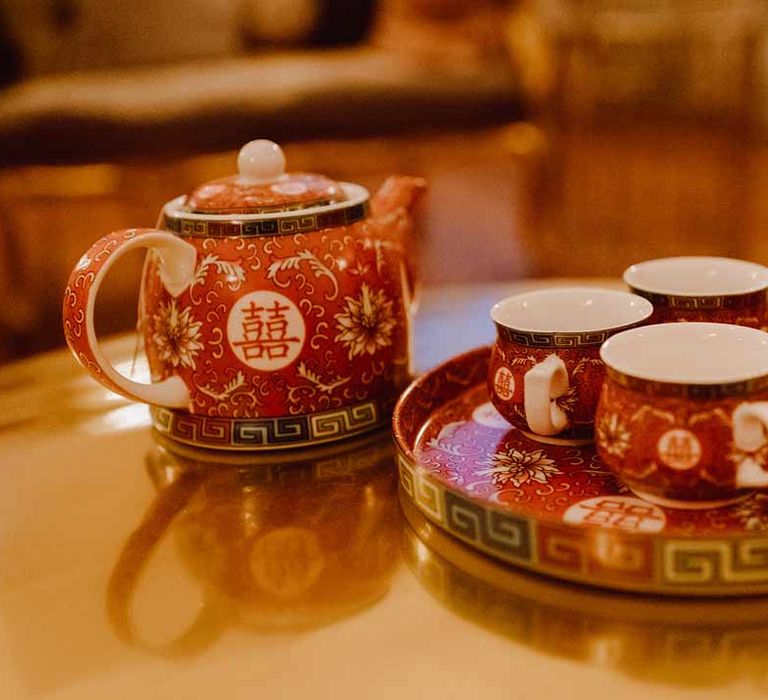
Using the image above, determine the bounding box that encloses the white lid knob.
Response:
[237,139,286,183]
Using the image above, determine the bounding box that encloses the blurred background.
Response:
[1,0,768,360]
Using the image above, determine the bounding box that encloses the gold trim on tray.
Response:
[397,447,768,596]
[401,500,768,686]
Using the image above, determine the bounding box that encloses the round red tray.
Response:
[393,346,768,596]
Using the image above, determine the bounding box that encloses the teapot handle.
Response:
[62,228,197,408]
[106,468,227,656]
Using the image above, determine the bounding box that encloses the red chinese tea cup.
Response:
[596,322,768,509]
[624,256,768,327]
[488,288,653,444]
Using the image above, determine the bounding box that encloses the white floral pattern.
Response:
[596,413,631,459]
[729,442,768,470]
[193,254,246,291]
[555,385,579,414]
[151,299,204,370]
[475,447,561,487]
[334,283,396,359]
[735,494,768,532]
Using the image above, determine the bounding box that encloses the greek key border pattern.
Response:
[661,539,768,586]
[630,288,766,310]
[397,448,768,593]
[398,451,533,563]
[151,399,383,450]
[401,525,768,661]
[161,201,369,238]
[606,366,768,399]
[497,321,643,348]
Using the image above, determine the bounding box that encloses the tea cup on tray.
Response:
[596,322,768,509]
[488,288,653,444]
[624,256,768,328]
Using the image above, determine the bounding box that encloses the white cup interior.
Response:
[601,323,768,384]
[491,288,653,333]
[624,256,768,296]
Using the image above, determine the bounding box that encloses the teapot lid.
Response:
[186,140,347,215]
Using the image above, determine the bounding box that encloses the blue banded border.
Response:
[161,201,369,238]
[630,287,767,310]
[606,366,768,399]
[397,446,768,595]
[151,398,387,451]
[496,319,646,348]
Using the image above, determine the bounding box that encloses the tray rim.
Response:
[393,345,768,596]
[400,498,768,687]
[400,494,768,624]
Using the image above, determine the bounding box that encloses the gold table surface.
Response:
[3,279,768,700]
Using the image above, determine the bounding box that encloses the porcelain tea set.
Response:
[63,138,768,512]
[488,256,768,509]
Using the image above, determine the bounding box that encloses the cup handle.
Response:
[62,228,197,408]
[524,354,570,436]
[732,402,768,488]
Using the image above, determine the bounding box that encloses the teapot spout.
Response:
[370,176,427,219]
[369,175,426,315]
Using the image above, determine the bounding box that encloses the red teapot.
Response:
[63,140,426,450]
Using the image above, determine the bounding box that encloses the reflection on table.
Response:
[402,496,768,689]
[106,429,399,656]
